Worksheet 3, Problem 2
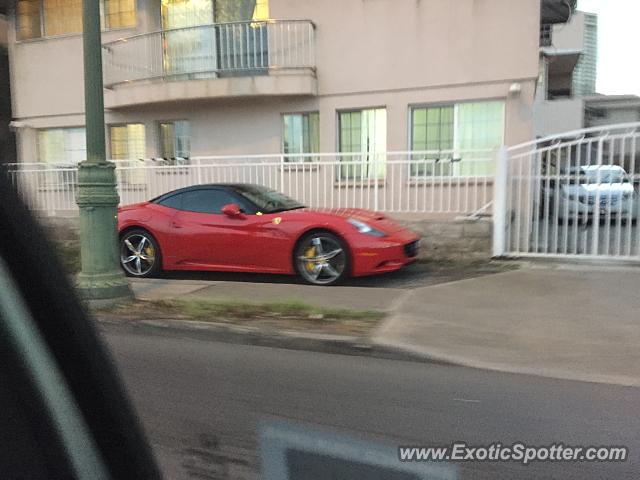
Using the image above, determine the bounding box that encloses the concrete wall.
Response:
[552,10,585,51]
[533,97,583,137]
[9,0,541,163]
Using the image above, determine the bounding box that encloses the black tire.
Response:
[294,231,349,286]
[119,229,162,278]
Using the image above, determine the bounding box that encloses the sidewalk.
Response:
[373,265,640,386]
[127,264,640,386]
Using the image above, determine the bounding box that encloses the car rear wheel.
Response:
[295,232,348,286]
[120,229,161,278]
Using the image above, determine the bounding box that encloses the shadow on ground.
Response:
[158,260,512,289]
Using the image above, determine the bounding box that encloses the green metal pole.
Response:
[75,0,131,300]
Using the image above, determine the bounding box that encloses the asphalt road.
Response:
[103,326,640,480]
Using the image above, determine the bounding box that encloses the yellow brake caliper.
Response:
[305,246,316,272]
[145,245,154,260]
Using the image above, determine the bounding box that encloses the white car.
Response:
[540,165,639,223]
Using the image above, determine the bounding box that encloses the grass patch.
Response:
[97,298,385,336]
[147,298,383,322]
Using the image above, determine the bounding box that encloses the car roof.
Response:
[150,183,262,202]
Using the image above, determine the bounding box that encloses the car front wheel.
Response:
[295,232,348,286]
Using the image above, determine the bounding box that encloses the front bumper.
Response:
[351,230,421,277]
[557,198,639,220]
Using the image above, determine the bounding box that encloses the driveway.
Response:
[374,264,640,385]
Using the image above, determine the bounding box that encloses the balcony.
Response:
[102,20,316,108]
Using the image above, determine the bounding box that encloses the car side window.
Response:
[181,189,238,214]
[157,193,183,210]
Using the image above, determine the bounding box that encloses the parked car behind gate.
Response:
[539,165,639,223]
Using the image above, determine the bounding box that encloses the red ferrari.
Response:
[117,184,421,285]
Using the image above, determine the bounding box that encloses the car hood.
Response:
[292,207,407,233]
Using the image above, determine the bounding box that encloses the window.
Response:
[456,102,504,175]
[37,127,86,164]
[157,193,183,210]
[16,0,42,40]
[233,184,303,214]
[109,124,145,161]
[16,0,136,39]
[338,108,386,179]
[410,101,504,177]
[282,113,319,161]
[102,0,136,29]
[181,189,239,214]
[159,121,190,164]
[410,106,454,176]
[43,0,82,36]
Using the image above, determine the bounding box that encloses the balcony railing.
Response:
[102,20,315,88]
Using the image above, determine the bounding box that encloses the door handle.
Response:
[171,221,182,229]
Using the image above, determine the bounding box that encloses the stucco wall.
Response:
[271,0,540,97]
[533,97,584,137]
[10,0,540,161]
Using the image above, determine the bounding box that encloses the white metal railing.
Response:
[494,123,640,259]
[102,20,315,87]
[4,150,496,216]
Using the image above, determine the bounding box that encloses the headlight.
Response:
[347,218,386,237]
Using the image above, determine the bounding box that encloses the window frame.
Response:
[336,106,387,180]
[408,99,506,178]
[36,126,86,166]
[170,188,257,215]
[281,111,320,162]
[14,0,137,42]
[157,119,191,164]
[408,103,456,178]
[15,0,44,41]
[108,122,146,162]
[101,0,138,31]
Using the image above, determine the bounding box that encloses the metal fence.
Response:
[102,20,315,87]
[493,123,640,259]
[4,150,497,216]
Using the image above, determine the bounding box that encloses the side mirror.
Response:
[221,203,244,218]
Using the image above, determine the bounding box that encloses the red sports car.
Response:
[117,184,421,285]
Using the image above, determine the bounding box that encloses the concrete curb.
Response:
[371,338,640,387]
[96,316,455,365]
[97,315,640,387]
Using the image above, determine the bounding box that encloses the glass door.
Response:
[161,0,216,78]
[215,0,268,75]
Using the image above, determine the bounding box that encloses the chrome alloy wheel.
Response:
[120,233,156,276]
[296,235,346,285]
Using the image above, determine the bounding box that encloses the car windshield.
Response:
[233,185,305,213]
[581,167,630,184]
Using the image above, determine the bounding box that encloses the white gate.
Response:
[494,123,640,260]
